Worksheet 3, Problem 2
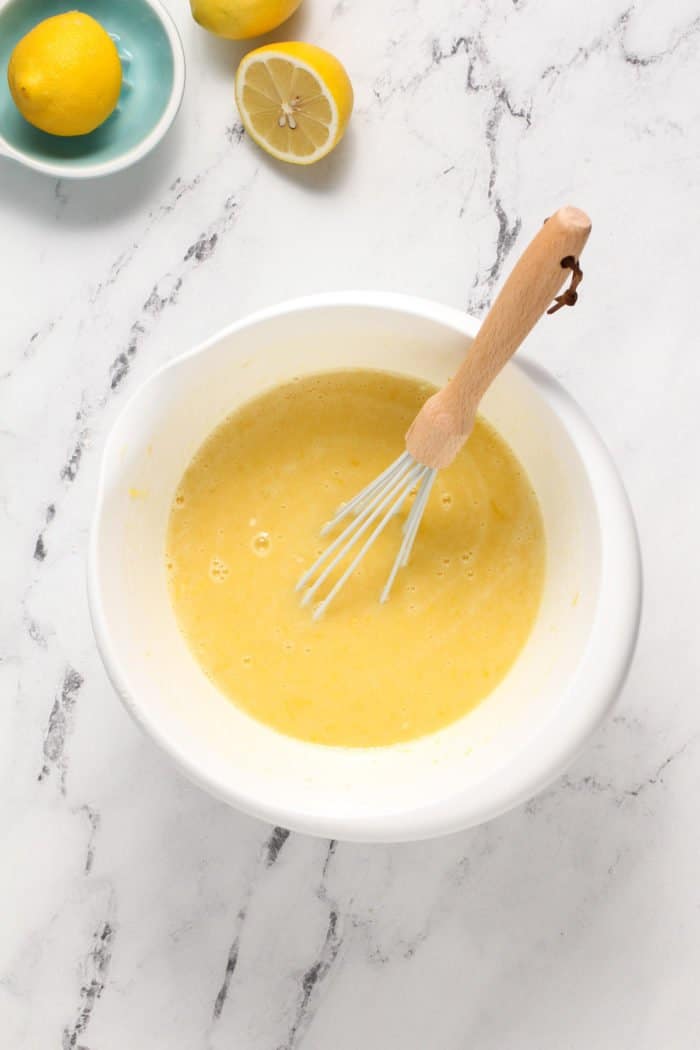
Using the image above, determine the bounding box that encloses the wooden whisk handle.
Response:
[406,205,592,469]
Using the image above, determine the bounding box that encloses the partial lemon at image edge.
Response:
[190,0,303,39]
[235,42,353,165]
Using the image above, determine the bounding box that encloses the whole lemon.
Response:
[8,11,122,137]
[190,0,303,40]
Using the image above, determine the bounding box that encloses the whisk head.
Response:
[296,452,437,619]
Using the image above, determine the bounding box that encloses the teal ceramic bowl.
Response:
[0,0,185,178]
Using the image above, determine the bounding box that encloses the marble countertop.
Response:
[2,0,700,1046]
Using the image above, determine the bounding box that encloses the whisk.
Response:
[298,206,592,619]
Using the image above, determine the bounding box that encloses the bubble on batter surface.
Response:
[209,557,230,582]
[252,531,271,556]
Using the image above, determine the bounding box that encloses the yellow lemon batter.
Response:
[166,370,545,747]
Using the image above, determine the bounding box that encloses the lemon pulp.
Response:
[166,370,546,748]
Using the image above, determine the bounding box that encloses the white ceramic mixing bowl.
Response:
[88,292,642,842]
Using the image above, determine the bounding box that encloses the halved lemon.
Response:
[235,42,353,165]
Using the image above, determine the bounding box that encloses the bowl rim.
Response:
[88,290,643,841]
[0,0,186,179]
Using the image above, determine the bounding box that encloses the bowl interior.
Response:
[91,298,613,840]
[0,0,177,174]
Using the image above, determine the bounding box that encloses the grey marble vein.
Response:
[107,192,238,398]
[87,174,208,309]
[25,617,48,648]
[80,805,101,875]
[542,7,700,86]
[373,28,530,314]
[38,667,84,794]
[264,826,291,868]
[60,430,89,484]
[278,841,343,1050]
[33,503,55,562]
[27,181,251,565]
[563,738,694,804]
[278,908,342,1050]
[24,320,57,360]
[211,824,292,1026]
[461,35,529,312]
[61,917,115,1050]
[225,122,246,145]
[211,905,246,1022]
